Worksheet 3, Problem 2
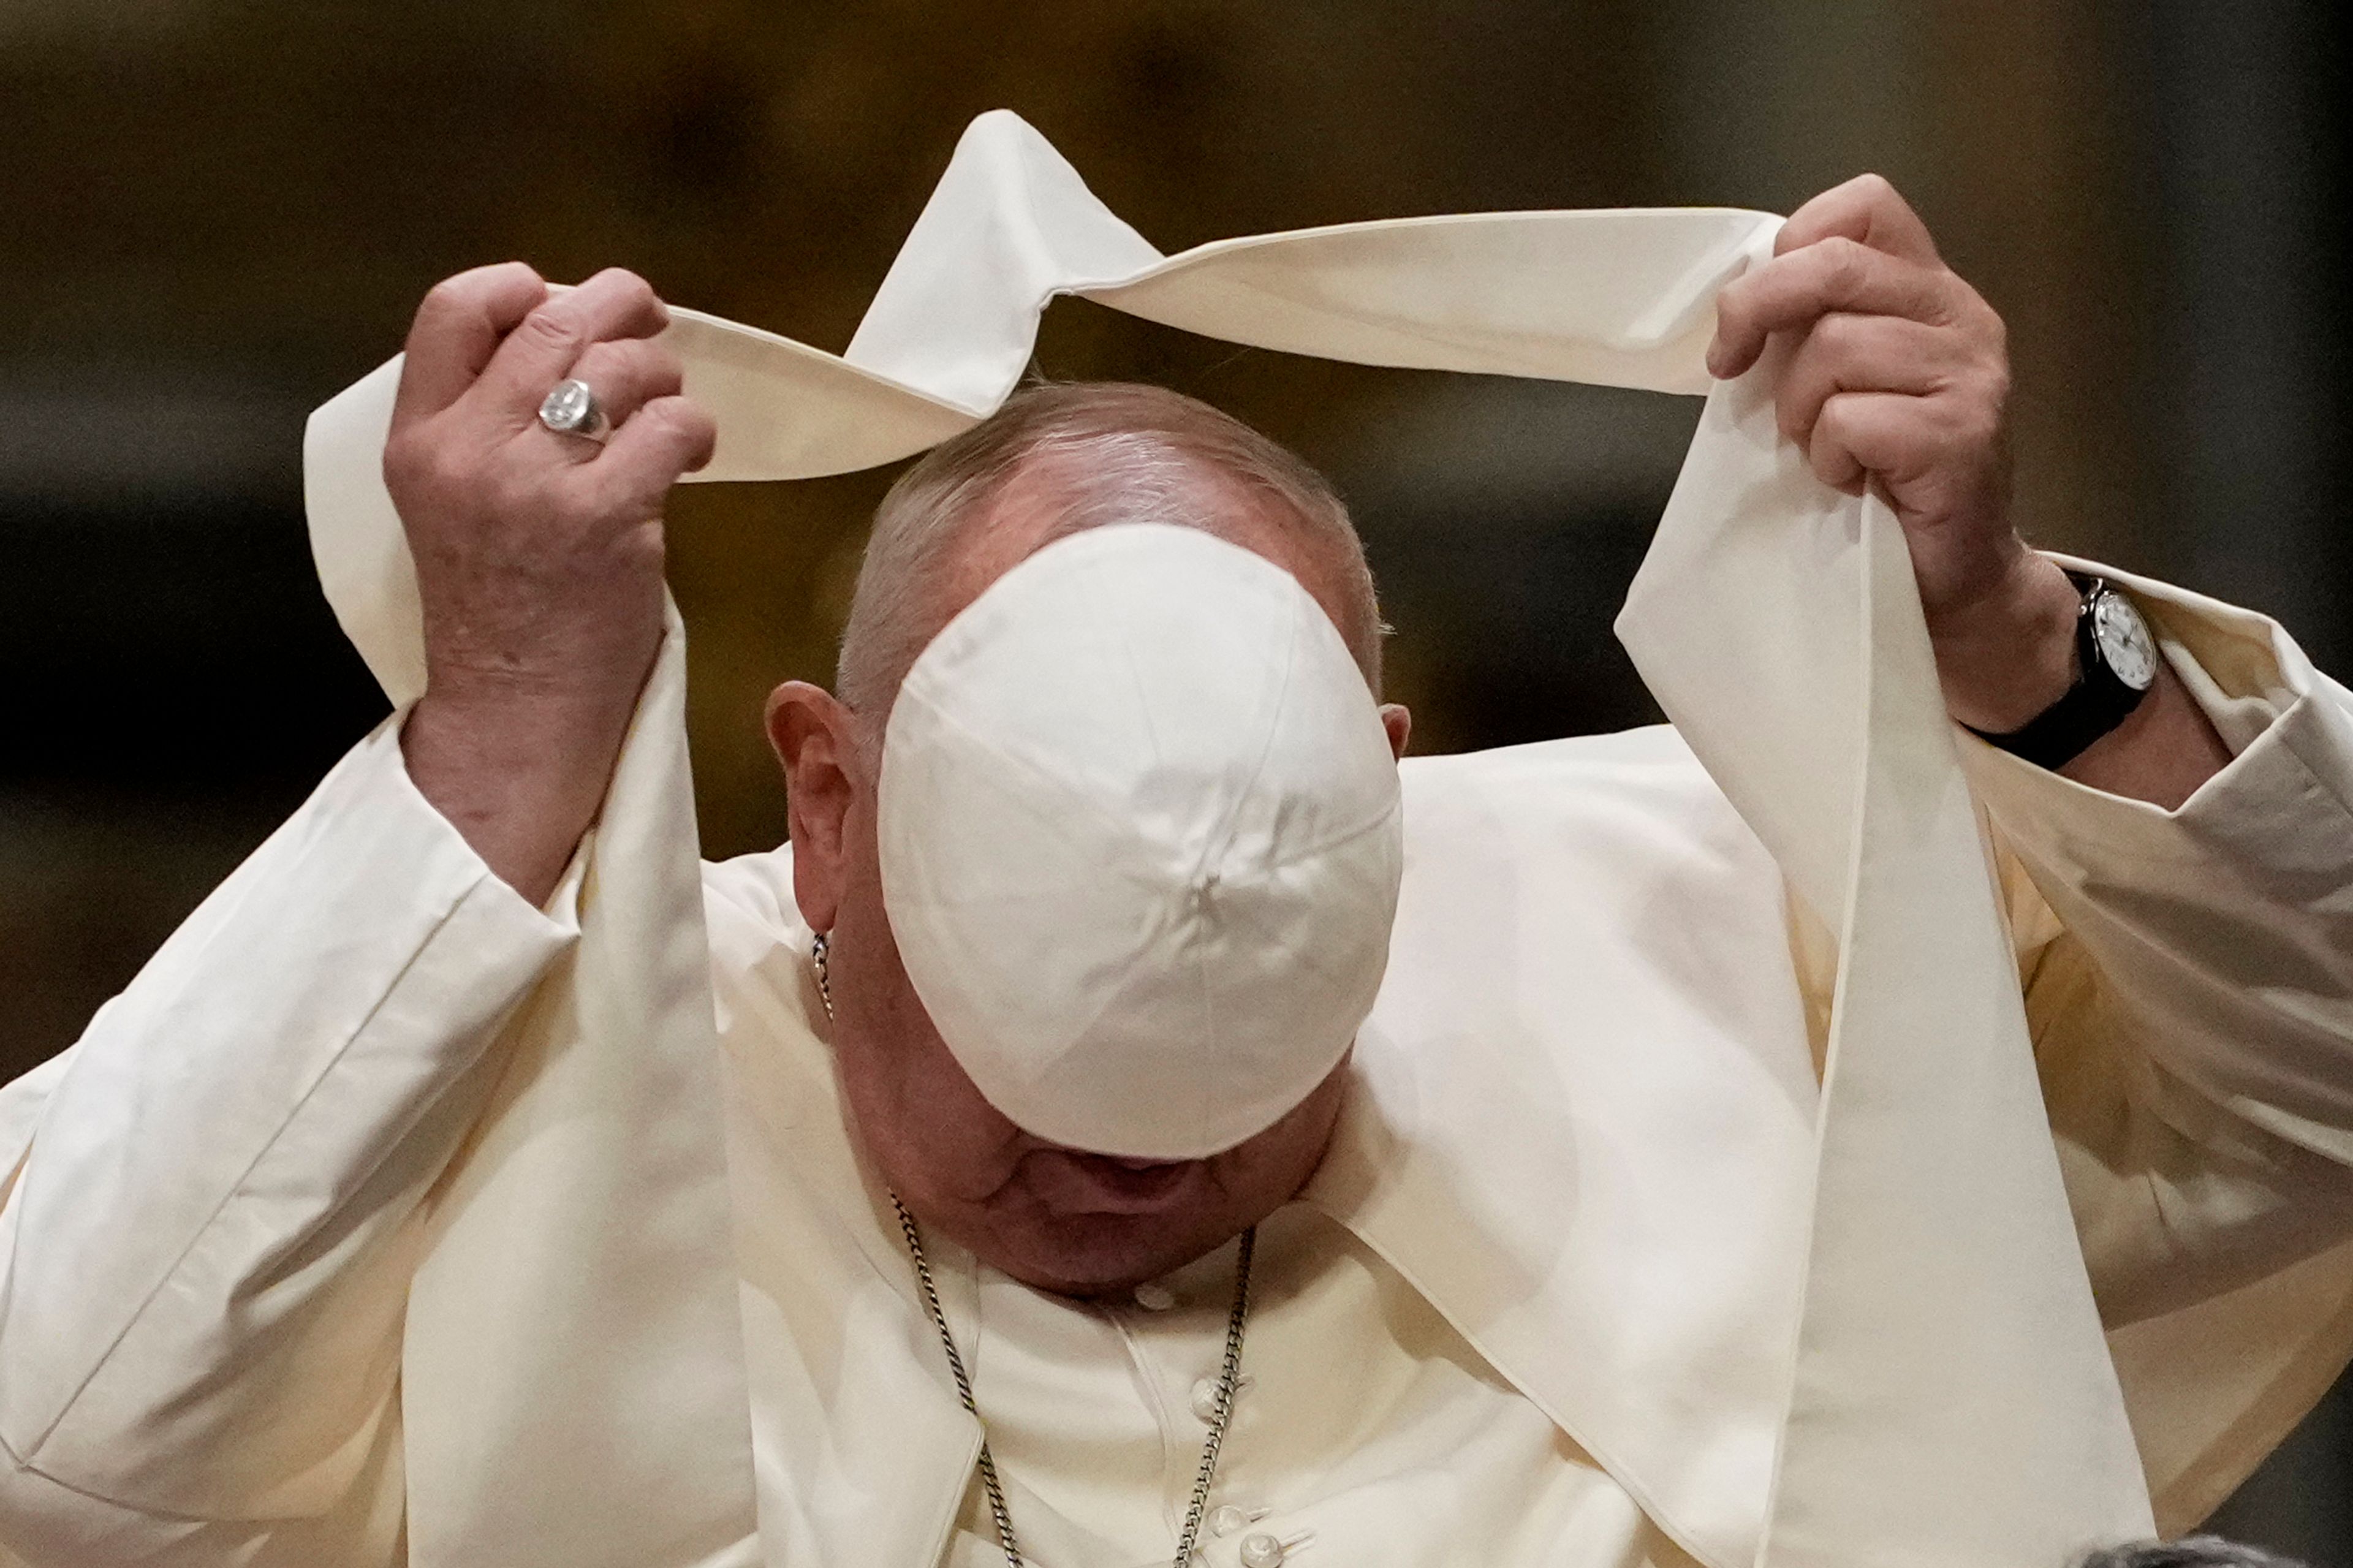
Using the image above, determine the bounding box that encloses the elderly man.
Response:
[1,165,2351,1568]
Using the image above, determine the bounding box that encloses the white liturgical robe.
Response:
[4,570,2353,1568]
[5,110,2353,1568]
[930,1208,1694,1568]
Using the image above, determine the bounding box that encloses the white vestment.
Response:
[926,1208,1691,1568]
[3,566,2353,1568]
[4,112,2353,1568]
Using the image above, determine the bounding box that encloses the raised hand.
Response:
[1708,175,2227,803]
[384,263,718,901]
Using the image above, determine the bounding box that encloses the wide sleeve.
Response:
[1953,561,2353,1534]
[0,715,581,1567]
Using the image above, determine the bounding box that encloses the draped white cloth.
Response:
[289,109,2162,1568]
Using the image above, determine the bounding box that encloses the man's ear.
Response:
[765,680,860,934]
[1379,702,1412,760]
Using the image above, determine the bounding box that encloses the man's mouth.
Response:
[1023,1149,1202,1214]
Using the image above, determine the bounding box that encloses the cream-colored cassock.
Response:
[6,111,2353,1568]
[1,569,2352,1568]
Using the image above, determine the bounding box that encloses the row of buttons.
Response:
[1128,1280,1293,1567]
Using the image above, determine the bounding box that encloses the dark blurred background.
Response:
[3,0,2349,1555]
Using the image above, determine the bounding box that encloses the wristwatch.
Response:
[1966,571,2159,770]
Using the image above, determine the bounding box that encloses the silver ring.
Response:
[537,377,610,442]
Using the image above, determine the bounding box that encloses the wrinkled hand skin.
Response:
[1707,175,2229,807]
[385,263,718,903]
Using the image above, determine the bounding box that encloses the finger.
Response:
[1777,172,1941,266]
[557,337,686,434]
[1708,239,1953,379]
[392,262,547,430]
[469,267,672,426]
[1806,389,1958,495]
[563,393,719,523]
[1775,312,1955,449]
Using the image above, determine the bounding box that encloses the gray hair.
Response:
[2078,1538,2306,1568]
[835,381,1384,737]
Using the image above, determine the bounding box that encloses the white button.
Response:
[1210,1505,1252,1537]
[1190,1371,1254,1420]
[1240,1534,1286,1568]
[1132,1282,1176,1311]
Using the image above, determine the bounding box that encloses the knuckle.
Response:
[641,396,718,463]
[385,433,488,527]
[620,519,669,570]
[680,404,721,456]
[1817,236,1868,287]
[1964,396,2004,451]
[1980,303,2009,352]
[418,275,473,317]
[410,284,474,343]
[592,265,653,298]
[629,276,671,324]
[420,262,533,318]
[422,269,488,311]
[1813,395,1853,440]
[1810,311,1862,356]
[596,267,667,322]
[381,435,425,496]
[386,431,452,496]
[517,304,585,357]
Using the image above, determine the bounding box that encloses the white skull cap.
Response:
[877,522,1404,1161]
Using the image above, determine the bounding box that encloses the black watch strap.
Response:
[1963,573,2152,770]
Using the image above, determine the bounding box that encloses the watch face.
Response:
[2093,590,2159,691]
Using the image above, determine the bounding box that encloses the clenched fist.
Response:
[386,263,717,901]
[1709,175,2226,803]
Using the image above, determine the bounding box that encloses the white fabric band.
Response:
[301,109,2154,1568]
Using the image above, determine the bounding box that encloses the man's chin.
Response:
[987,1208,1241,1298]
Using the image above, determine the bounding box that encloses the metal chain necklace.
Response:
[813,931,1257,1568]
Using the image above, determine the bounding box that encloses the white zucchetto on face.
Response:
[877,522,1405,1161]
